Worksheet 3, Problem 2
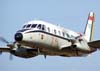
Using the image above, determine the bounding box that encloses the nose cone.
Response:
[15,33,23,41]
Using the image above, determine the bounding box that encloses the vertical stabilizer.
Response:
[84,12,95,42]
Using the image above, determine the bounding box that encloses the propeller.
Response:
[0,36,9,44]
[0,35,15,60]
[0,35,15,49]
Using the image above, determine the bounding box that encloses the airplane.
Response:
[0,12,100,59]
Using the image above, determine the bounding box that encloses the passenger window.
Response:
[48,27,50,32]
[26,24,31,28]
[62,32,65,37]
[31,24,37,28]
[66,33,70,37]
[37,24,41,29]
[58,31,61,35]
[54,30,56,34]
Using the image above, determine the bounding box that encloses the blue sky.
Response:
[0,0,100,71]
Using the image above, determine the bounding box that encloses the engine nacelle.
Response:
[10,47,38,58]
[73,40,90,51]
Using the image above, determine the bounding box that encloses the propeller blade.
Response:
[0,51,2,55]
[0,36,9,44]
[0,35,16,50]
[9,53,13,60]
[44,55,46,59]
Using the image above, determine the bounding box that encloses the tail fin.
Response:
[84,12,95,42]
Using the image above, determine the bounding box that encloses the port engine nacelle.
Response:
[73,39,90,51]
[11,47,38,58]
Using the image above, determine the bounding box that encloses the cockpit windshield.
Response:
[31,24,37,28]
[22,24,37,29]
[26,24,31,28]
[23,25,26,28]
[22,24,45,31]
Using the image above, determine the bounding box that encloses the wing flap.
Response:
[88,40,100,48]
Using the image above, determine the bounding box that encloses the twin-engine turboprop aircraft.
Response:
[0,12,100,59]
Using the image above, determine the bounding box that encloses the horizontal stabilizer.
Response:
[88,40,100,49]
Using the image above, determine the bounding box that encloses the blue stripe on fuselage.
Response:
[25,30,70,41]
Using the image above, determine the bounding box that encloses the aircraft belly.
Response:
[39,45,89,57]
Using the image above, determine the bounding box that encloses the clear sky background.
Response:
[0,0,100,71]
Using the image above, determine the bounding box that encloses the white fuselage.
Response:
[15,20,92,57]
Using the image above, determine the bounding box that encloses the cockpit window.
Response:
[26,24,31,28]
[37,24,42,29]
[31,24,37,28]
[22,24,45,30]
[23,25,26,28]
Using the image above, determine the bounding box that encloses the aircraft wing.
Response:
[0,46,38,58]
[88,40,100,49]
[0,47,10,53]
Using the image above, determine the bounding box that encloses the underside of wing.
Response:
[88,40,100,49]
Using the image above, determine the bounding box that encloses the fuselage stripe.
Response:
[26,30,70,41]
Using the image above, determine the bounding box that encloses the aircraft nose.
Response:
[15,33,23,41]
